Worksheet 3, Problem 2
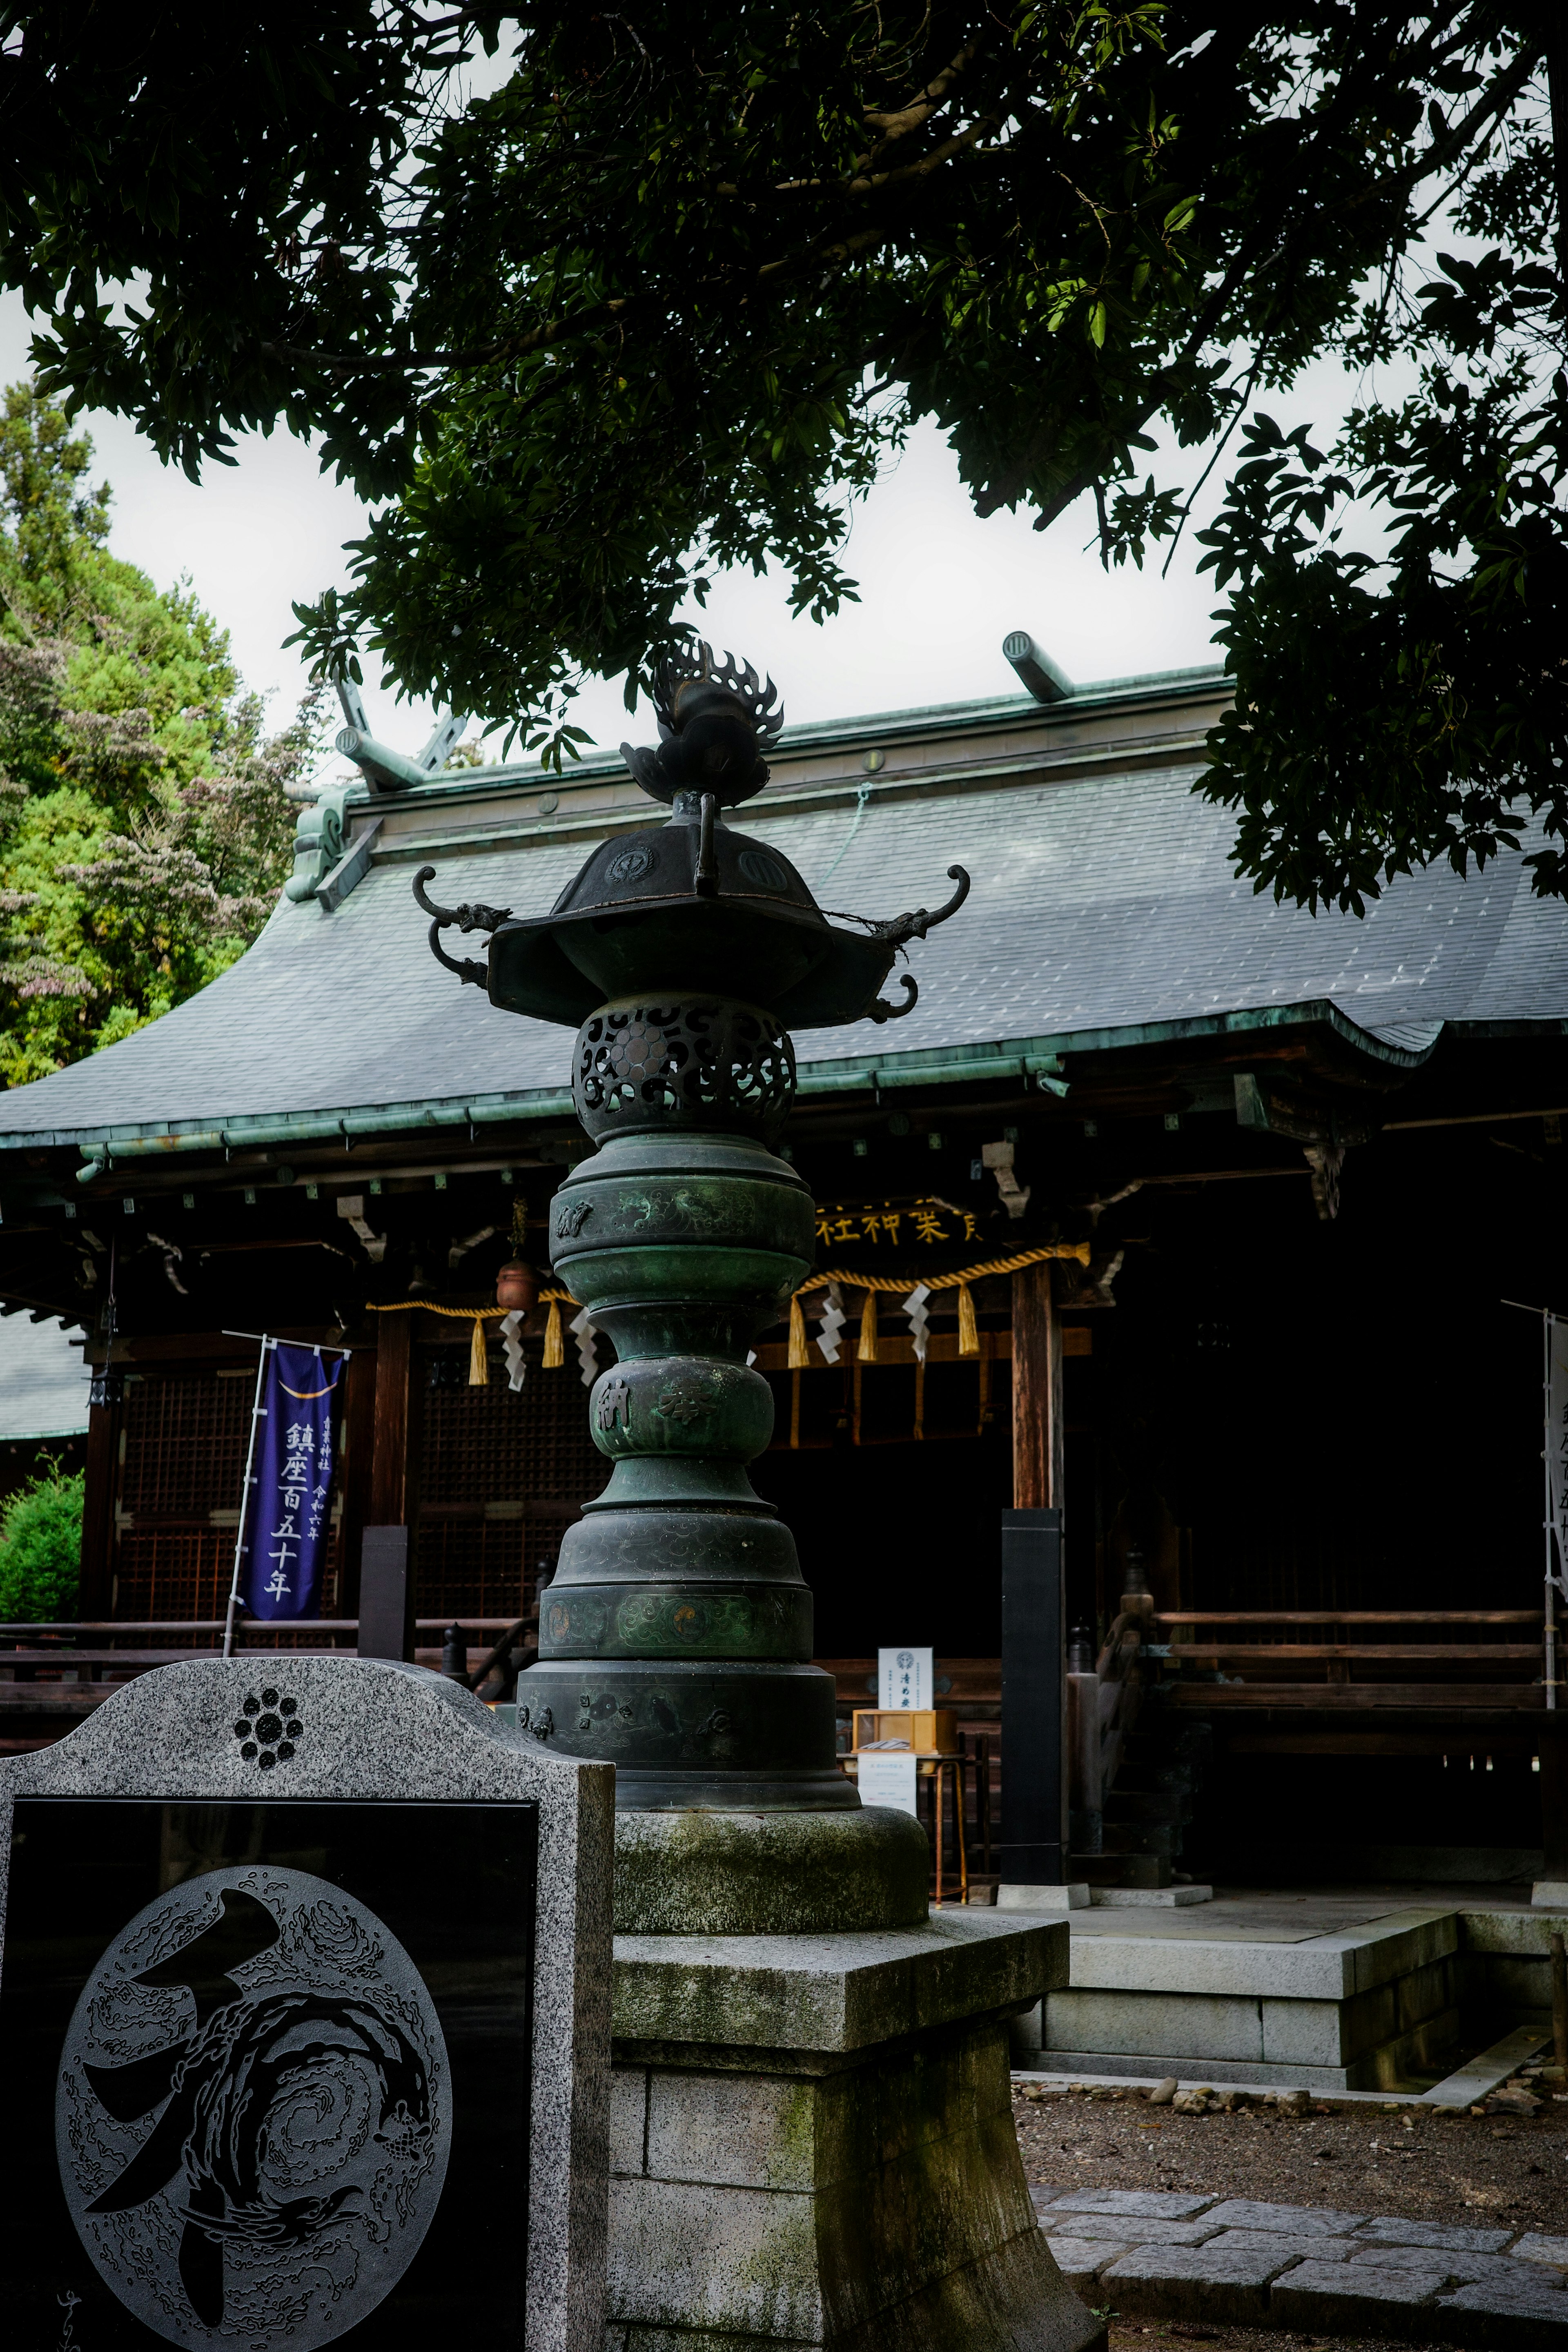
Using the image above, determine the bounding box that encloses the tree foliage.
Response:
[0,5,1561,901]
[0,1453,82,1620]
[0,382,319,1081]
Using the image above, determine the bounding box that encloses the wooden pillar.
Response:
[1000,1508,1068,1883]
[337,1347,378,1617]
[77,1388,122,1619]
[368,1312,421,1532]
[1011,1262,1064,1510]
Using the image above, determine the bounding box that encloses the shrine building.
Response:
[0,642,1565,1896]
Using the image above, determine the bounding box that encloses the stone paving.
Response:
[1033,2184,1568,2343]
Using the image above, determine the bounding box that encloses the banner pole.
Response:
[1547,1310,1559,1713]
[223,1337,274,1661]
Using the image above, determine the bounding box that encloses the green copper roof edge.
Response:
[793,998,1443,1094]
[0,995,1442,1167]
[48,1089,579,1167]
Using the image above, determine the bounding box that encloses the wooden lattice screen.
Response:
[109,1345,605,1628]
[414,1341,609,1621]
[114,1367,344,1622]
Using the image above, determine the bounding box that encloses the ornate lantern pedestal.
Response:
[537,1096,933,1932]
[416,650,1103,2352]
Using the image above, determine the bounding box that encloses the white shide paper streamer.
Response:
[816,1281,846,1364]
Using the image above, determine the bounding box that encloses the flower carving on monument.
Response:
[233,1687,303,1771]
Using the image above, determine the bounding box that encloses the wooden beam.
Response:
[368,1316,421,1530]
[1165,1643,1542,1661]
[77,1394,120,1617]
[1011,1262,1063,1510]
[1224,1731,1544,1755]
[1167,1683,1546,1709]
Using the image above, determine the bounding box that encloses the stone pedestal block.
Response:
[608,1909,1104,2352]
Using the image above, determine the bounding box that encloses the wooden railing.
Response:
[1152,1609,1547,1707]
[0,1619,534,1734]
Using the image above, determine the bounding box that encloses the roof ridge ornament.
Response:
[621,639,784,807]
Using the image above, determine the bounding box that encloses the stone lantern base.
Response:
[607,1909,1104,2352]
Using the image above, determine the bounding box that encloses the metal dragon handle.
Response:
[866,975,919,1023]
[412,865,513,989]
[869,865,971,947]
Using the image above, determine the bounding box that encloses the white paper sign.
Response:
[858,1751,919,1816]
[1550,1318,1568,1548]
[878,1646,932,1710]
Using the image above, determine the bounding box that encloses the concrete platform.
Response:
[1011,1884,1566,2092]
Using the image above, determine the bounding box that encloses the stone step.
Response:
[1068,1851,1175,1889]
[1019,1901,1468,2090]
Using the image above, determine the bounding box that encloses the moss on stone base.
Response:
[615,1805,930,1933]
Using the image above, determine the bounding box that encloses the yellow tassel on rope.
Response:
[542,1298,564,1369]
[957,1281,979,1358]
[856,1287,880,1365]
[788,1294,810,1370]
[468,1314,489,1386]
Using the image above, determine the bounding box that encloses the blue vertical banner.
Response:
[240,1342,347,1620]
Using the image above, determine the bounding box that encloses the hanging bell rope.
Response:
[800,1238,1089,1298]
[367,1293,575,1321]
[366,1291,577,1376]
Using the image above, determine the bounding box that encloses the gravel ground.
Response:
[1012,2082,1568,2235]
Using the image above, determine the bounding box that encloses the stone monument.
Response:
[0,1657,612,2352]
[414,643,1102,2352]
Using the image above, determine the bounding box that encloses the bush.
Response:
[0,1457,84,1619]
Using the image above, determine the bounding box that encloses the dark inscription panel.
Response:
[0,1800,537,2352]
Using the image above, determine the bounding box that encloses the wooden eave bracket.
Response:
[1234,1071,1380,1221]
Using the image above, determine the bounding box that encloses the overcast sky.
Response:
[1,283,1382,768]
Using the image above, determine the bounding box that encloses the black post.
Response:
[999,1506,1067,1884]
[358,1526,414,1662]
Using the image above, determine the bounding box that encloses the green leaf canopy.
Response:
[2,4,1560,902]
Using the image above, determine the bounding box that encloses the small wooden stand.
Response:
[841,1747,971,1904]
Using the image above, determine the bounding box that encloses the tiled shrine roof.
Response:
[2,664,1565,1156]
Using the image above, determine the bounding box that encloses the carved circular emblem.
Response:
[607,845,655,884]
[737,849,787,890]
[233,1685,302,1770]
[56,1866,452,2350]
